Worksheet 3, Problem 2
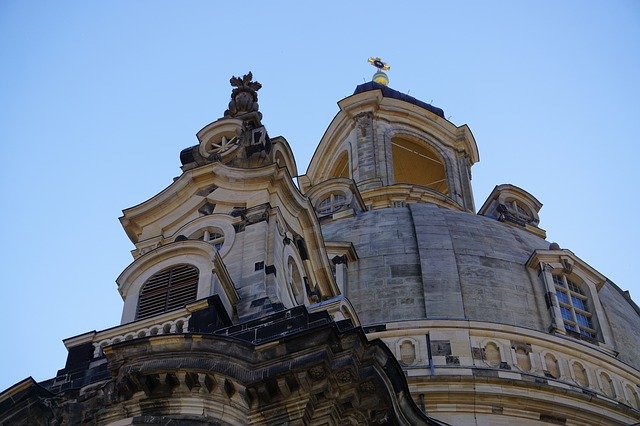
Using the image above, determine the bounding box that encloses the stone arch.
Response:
[117,241,219,324]
[390,135,448,194]
[172,214,237,258]
[329,151,350,179]
[271,136,298,177]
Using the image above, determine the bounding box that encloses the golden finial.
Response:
[368,57,390,71]
[367,57,390,86]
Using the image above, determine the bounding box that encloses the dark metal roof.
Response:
[353,81,445,118]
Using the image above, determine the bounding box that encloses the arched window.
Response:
[553,274,596,339]
[191,227,225,250]
[391,137,448,194]
[136,264,199,320]
[317,193,348,216]
[329,152,350,179]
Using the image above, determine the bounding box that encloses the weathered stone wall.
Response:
[322,204,551,329]
[599,283,640,371]
[440,207,549,330]
[325,203,637,335]
[321,207,426,324]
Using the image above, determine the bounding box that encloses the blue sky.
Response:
[1,1,638,391]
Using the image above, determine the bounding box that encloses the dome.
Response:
[301,83,640,424]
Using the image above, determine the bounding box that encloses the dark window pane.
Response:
[557,291,569,304]
[553,275,564,287]
[572,296,587,311]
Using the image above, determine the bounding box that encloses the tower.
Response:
[0,72,436,425]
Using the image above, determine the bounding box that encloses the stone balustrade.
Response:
[90,312,191,359]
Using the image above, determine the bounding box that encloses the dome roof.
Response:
[320,203,640,371]
[353,81,445,118]
[321,203,549,326]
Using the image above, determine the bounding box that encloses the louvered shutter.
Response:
[136,264,199,320]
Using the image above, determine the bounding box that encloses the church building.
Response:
[1,62,639,425]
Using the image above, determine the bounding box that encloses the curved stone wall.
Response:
[368,319,640,425]
[321,204,549,326]
[320,203,640,374]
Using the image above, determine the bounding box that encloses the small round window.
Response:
[317,193,347,215]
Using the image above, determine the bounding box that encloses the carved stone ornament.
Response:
[336,369,354,384]
[497,203,528,226]
[224,72,263,123]
[561,258,574,274]
[359,381,376,394]
[197,118,244,162]
[308,366,326,381]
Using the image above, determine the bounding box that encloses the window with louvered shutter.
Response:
[136,264,199,320]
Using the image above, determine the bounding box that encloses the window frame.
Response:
[193,228,225,250]
[552,274,597,339]
[316,192,348,216]
[526,249,615,351]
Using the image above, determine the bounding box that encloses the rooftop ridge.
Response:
[353,81,445,118]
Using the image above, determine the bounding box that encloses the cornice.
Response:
[526,249,607,290]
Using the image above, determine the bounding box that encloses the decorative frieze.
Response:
[368,319,640,420]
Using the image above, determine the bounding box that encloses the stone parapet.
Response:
[366,319,640,424]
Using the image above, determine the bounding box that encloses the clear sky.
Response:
[1,1,638,391]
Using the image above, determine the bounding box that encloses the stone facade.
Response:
[1,76,639,425]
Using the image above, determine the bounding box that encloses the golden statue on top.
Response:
[368,57,390,71]
[368,57,390,86]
